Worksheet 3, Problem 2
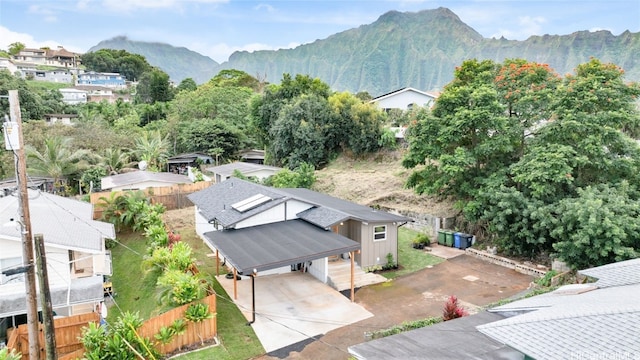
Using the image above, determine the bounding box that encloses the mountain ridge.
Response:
[87,8,640,95]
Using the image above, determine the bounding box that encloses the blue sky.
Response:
[0,0,638,63]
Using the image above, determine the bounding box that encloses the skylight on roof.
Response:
[231,193,272,213]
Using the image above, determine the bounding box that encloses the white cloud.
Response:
[490,15,547,40]
[190,41,300,63]
[0,26,83,53]
[27,4,58,22]
[101,0,227,12]
[254,3,275,13]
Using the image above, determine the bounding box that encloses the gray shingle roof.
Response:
[349,311,524,360]
[480,259,640,359]
[203,219,360,274]
[101,171,191,190]
[0,190,114,252]
[187,177,286,227]
[579,258,640,288]
[279,188,412,224]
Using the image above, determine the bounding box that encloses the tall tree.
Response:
[135,69,174,104]
[25,137,90,192]
[133,131,170,172]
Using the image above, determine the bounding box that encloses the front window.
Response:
[373,225,387,241]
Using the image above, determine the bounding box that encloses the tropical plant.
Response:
[25,136,90,194]
[154,325,176,346]
[0,347,22,360]
[185,303,215,345]
[157,269,208,307]
[133,130,170,172]
[170,318,188,351]
[97,192,129,232]
[442,295,468,321]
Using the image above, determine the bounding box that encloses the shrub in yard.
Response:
[0,347,22,360]
[412,233,431,249]
[442,295,468,321]
[157,269,208,307]
[185,303,215,345]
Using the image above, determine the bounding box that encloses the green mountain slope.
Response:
[88,36,219,84]
[88,8,640,95]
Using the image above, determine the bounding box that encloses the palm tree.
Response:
[133,131,170,172]
[99,148,134,175]
[25,136,89,193]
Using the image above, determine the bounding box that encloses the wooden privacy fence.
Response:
[7,312,99,360]
[90,181,212,220]
[138,294,218,356]
[8,295,217,359]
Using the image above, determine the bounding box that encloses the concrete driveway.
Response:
[216,271,374,353]
[256,250,535,360]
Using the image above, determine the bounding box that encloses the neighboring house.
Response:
[187,178,411,284]
[206,162,282,183]
[44,47,80,68]
[370,87,437,111]
[478,258,640,359]
[0,190,115,342]
[350,258,640,359]
[77,71,126,89]
[239,149,265,164]
[23,69,74,83]
[44,113,78,125]
[101,170,192,191]
[12,48,46,64]
[0,58,19,75]
[59,88,88,105]
[167,153,214,174]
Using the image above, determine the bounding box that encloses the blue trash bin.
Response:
[454,232,462,249]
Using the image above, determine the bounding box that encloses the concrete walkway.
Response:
[216,271,373,353]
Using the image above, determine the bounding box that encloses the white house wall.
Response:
[235,200,313,229]
[375,91,435,110]
[307,257,328,283]
[194,207,217,238]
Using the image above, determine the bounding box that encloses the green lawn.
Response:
[108,227,264,360]
[107,223,440,359]
[380,227,444,279]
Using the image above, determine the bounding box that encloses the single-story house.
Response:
[167,153,214,174]
[349,258,640,359]
[187,178,411,295]
[370,87,437,111]
[44,113,78,125]
[205,162,282,183]
[101,170,191,191]
[59,88,88,105]
[239,149,265,164]
[0,190,115,342]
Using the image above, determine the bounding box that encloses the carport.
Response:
[203,219,362,318]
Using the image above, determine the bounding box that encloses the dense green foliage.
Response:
[403,58,640,269]
[81,48,152,81]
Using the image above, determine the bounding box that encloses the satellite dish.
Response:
[138,160,148,171]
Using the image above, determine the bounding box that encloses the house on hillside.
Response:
[77,72,126,89]
[59,88,88,105]
[101,170,192,191]
[0,190,115,343]
[167,153,215,174]
[349,258,640,359]
[206,162,282,183]
[187,178,411,288]
[370,87,437,112]
[239,149,266,164]
[44,113,78,125]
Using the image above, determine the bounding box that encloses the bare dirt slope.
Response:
[313,151,456,217]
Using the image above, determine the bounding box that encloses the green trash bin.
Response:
[443,230,454,247]
[437,230,446,245]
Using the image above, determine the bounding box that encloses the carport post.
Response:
[233,268,238,299]
[350,251,355,302]
[216,249,220,276]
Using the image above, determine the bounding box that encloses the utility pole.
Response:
[7,90,41,359]
[34,234,56,360]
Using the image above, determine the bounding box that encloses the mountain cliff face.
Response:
[88,36,219,84]
[89,8,640,95]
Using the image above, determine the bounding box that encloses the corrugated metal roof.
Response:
[203,219,360,274]
[101,171,191,190]
[205,162,282,178]
[0,190,114,252]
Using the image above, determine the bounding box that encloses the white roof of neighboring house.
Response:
[101,170,191,190]
[205,162,282,178]
[478,258,640,359]
[0,190,114,253]
[371,87,438,102]
[59,88,88,93]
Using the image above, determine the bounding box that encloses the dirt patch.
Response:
[313,151,457,217]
